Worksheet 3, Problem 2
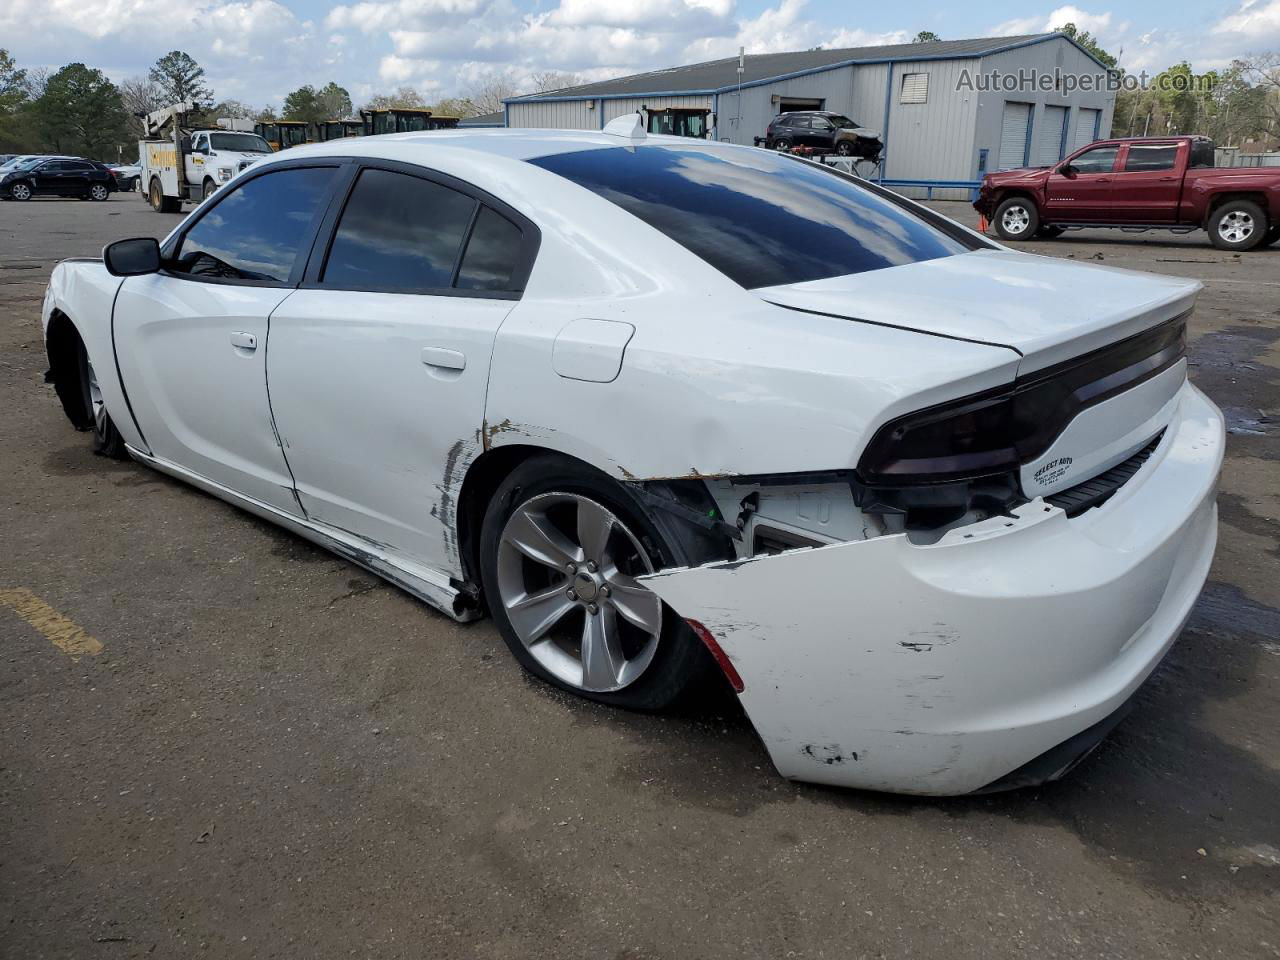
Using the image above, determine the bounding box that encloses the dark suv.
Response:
[765,112,883,159]
[0,158,117,201]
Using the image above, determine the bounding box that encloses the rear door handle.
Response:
[421,347,466,371]
[230,331,257,351]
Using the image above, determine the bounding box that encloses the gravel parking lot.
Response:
[2,190,1278,959]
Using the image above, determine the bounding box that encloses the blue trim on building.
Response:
[1092,108,1102,140]
[503,33,1114,106]
[1022,105,1036,167]
[881,62,894,179]
[1057,105,1070,160]
[503,104,510,127]
[598,98,605,129]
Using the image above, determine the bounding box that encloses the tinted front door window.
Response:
[322,168,477,291]
[1071,146,1119,173]
[173,166,336,282]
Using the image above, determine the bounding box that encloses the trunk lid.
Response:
[758,249,1201,372]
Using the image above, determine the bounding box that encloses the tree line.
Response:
[0,47,582,160]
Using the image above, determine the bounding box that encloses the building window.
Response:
[900,73,928,104]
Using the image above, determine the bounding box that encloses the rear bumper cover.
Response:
[642,382,1223,795]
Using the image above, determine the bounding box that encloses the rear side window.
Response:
[457,206,524,292]
[528,145,981,288]
[322,168,477,291]
[174,166,336,283]
[1123,144,1178,172]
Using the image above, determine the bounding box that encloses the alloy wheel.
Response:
[90,184,108,200]
[1001,204,1031,235]
[1218,211,1254,244]
[11,182,31,200]
[496,492,663,693]
[85,356,104,429]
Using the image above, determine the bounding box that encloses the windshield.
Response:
[827,115,858,129]
[529,145,985,288]
[210,133,271,153]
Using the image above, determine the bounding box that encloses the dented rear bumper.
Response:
[641,382,1224,795]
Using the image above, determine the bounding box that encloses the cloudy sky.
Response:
[3,0,1278,109]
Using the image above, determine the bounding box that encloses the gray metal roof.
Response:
[508,34,1059,102]
[458,111,505,127]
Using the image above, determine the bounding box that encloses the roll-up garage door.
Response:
[998,102,1032,169]
[1033,105,1068,166]
[1073,108,1101,151]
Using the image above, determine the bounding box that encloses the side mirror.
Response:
[1058,163,1078,178]
[104,237,161,277]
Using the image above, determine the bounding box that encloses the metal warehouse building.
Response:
[505,33,1115,198]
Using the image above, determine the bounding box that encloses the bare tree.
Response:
[528,71,582,94]
[118,75,165,137]
[1241,53,1280,140]
[429,96,476,118]
[362,86,426,111]
[25,66,51,100]
[466,77,517,115]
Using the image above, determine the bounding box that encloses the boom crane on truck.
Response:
[138,101,273,213]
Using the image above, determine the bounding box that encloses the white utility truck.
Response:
[138,102,273,212]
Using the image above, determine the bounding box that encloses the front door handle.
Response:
[230,331,257,351]
[421,347,466,371]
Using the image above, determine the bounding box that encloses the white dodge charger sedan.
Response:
[42,115,1224,795]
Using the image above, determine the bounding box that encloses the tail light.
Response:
[858,315,1187,486]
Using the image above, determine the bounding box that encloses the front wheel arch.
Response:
[45,311,93,430]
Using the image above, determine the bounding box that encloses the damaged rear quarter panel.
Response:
[483,294,1020,482]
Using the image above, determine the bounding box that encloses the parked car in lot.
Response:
[2,157,117,201]
[765,111,883,159]
[106,162,141,192]
[41,118,1222,795]
[975,135,1280,250]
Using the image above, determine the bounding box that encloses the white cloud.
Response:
[991,2,1278,73]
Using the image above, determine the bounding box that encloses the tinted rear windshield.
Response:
[528,146,984,288]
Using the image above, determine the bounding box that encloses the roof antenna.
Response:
[602,112,646,140]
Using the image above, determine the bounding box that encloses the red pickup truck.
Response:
[974,136,1280,251]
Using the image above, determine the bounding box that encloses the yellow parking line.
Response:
[0,587,103,660]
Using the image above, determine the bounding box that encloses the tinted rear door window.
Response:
[322,168,477,291]
[173,166,336,282]
[1123,144,1178,172]
[529,146,981,288]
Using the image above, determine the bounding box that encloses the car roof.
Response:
[273,127,751,164]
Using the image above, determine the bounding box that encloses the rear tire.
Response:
[479,455,728,710]
[89,183,110,201]
[993,197,1039,241]
[772,137,791,152]
[1208,199,1267,251]
[148,178,181,213]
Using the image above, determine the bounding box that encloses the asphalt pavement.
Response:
[1,190,1277,959]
